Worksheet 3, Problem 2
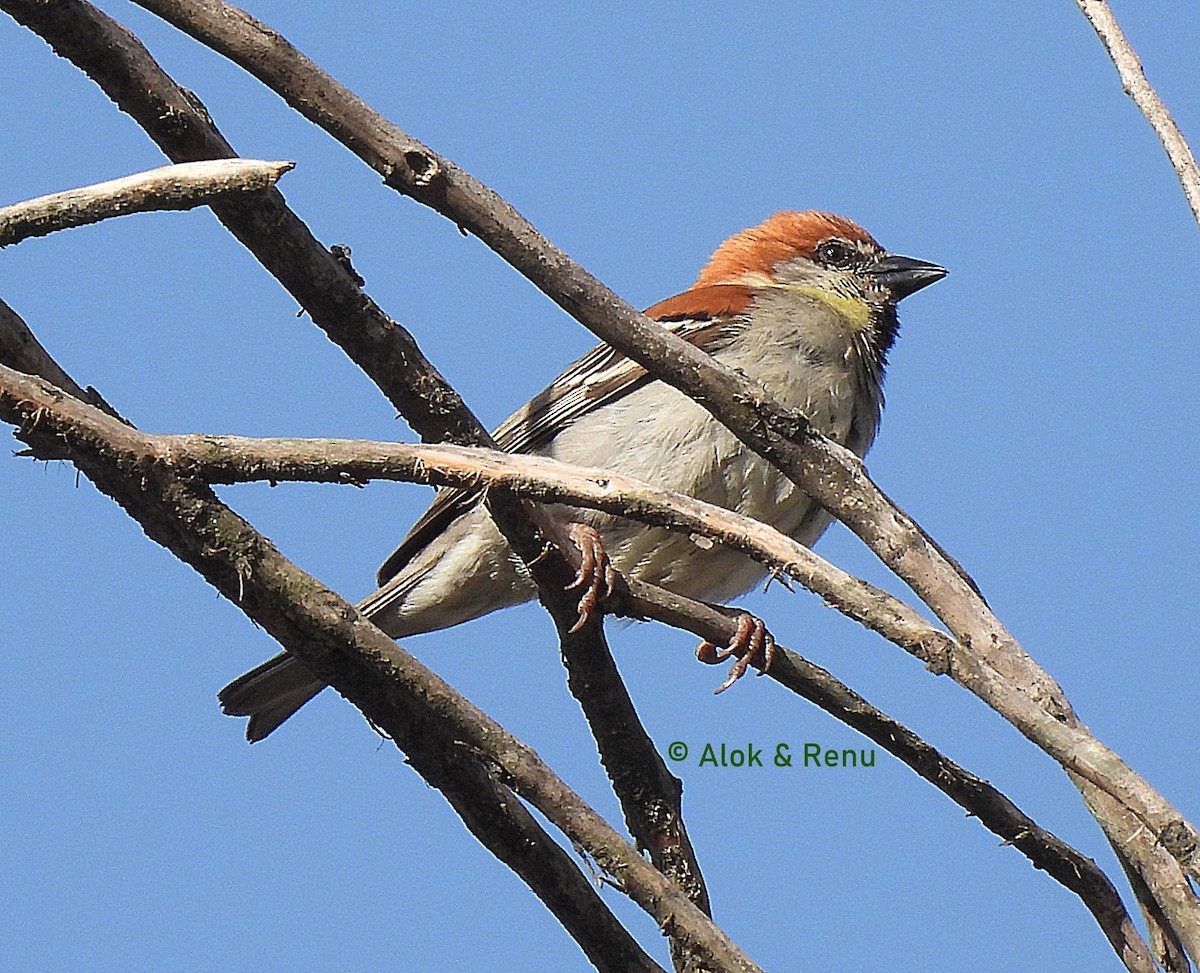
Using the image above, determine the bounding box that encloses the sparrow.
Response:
[221,210,946,741]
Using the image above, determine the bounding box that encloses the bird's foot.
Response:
[564,523,617,633]
[696,613,776,693]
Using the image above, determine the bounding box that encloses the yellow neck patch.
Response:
[728,272,874,332]
[794,286,872,332]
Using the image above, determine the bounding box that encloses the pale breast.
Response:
[538,293,880,602]
[378,288,885,630]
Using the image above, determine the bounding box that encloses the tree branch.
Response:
[117,3,1200,942]
[0,355,1157,971]
[0,4,717,957]
[60,429,1194,862]
[0,159,294,246]
[0,358,732,973]
[0,1,724,959]
[1075,0,1200,228]
[459,489,717,960]
[543,576,715,973]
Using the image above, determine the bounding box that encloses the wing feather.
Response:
[376,284,753,585]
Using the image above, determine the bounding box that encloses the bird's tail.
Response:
[218,553,431,742]
[218,652,326,743]
[220,517,490,742]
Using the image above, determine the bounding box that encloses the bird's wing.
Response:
[375,284,752,586]
[374,283,748,585]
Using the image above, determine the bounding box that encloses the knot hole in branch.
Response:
[404,150,440,187]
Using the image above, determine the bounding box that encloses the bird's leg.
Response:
[696,612,777,693]
[564,523,618,633]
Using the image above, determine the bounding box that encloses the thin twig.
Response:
[1076,0,1200,227]
[461,487,716,946]
[553,578,716,954]
[0,159,294,246]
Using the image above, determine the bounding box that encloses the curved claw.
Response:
[564,523,617,633]
[696,613,776,693]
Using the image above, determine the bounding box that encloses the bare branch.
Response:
[0,361,1155,971]
[0,297,121,420]
[119,431,952,657]
[0,4,717,958]
[463,488,717,950]
[1075,0,1200,228]
[554,594,715,968]
[4,0,1193,960]
[0,359,730,973]
[0,159,294,246]
[116,5,1200,937]
[41,428,1183,861]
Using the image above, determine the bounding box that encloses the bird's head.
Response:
[648,210,946,364]
[699,209,944,311]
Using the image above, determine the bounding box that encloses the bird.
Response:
[221,210,946,741]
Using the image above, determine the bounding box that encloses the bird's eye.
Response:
[815,239,856,268]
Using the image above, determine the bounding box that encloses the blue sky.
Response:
[2,2,1198,970]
